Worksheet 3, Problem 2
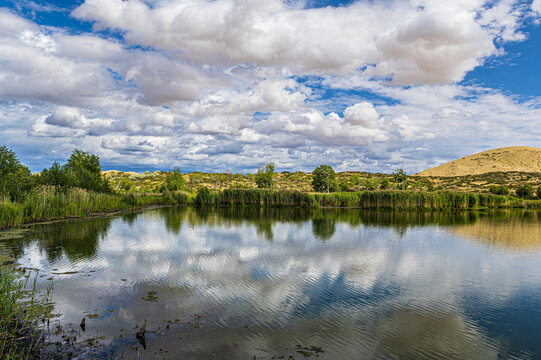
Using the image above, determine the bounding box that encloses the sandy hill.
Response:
[417,146,541,177]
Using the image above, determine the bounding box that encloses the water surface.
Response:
[2,207,541,359]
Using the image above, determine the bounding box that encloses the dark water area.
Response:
[2,207,541,359]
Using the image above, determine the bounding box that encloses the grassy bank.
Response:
[1,187,530,230]
[0,186,192,229]
[196,189,524,210]
[0,270,53,359]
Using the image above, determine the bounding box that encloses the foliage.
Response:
[0,145,34,202]
[0,186,191,229]
[380,179,391,190]
[38,149,110,193]
[0,270,54,359]
[312,165,337,193]
[538,185,541,199]
[255,163,275,189]
[338,181,350,192]
[516,183,534,198]
[38,162,68,188]
[489,185,509,195]
[192,188,522,210]
[164,168,185,191]
[392,169,408,190]
[64,149,111,193]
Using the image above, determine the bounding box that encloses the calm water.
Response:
[2,207,541,359]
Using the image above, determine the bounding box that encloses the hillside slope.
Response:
[416,146,541,177]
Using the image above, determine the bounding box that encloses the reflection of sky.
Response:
[11,209,541,359]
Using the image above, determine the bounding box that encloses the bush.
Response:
[538,185,541,199]
[489,185,509,195]
[164,168,184,191]
[516,184,534,198]
[380,179,391,190]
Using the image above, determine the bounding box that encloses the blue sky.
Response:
[0,0,540,173]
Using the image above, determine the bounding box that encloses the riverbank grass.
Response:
[0,270,54,359]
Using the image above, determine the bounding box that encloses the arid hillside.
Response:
[417,146,541,177]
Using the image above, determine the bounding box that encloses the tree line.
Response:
[0,145,111,202]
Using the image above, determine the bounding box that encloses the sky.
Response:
[0,0,540,173]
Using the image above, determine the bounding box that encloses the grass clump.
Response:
[0,270,54,359]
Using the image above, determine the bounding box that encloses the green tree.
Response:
[312,165,336,193]
[392,169,408,190]
[255,163,275,189]
[537,185,541,200]
[64,149,110,193]
[515,183,534,198]
[164,168,185,191]
[38,161,69,188]
[0,145,34,201]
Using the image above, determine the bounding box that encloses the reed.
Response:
[0,270,54,359]
[195,189,522,209]
[0,186,192,229]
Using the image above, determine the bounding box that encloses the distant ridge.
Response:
[416,146,541,177]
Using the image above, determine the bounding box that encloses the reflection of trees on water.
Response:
[312,217,336,241]
[5,218,113,263]
[161,206,184,234]
[154,206,541,245]
[120,211,140,226]
[7,208,538,264]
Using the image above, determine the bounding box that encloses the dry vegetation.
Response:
[416,146,541,177]
[103,169,541,196]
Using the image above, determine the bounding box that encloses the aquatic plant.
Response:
[0,270,54,359]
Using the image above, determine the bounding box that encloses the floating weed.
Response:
[142,291,159,302]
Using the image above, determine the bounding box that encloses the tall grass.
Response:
[196,189,523,209]
[196,188,316,207]
[0,186,192,229]
[1,187,527,229]
[0,270,54,359]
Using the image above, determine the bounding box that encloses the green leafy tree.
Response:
[38,161,69,188]
[392,169,408,190]
[515,183,534,198]
[164,168,185,191]
[64,149,110,193]
[0,145,34,201]
[255,163,275,189]
[537,185,541,200]
[312,165,337,193]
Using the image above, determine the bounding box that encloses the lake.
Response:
[2,207,541,359]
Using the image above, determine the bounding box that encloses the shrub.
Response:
[164,168,184,191]
[516,184,534,198]
[380,179,391,190]
[489,185,509,195]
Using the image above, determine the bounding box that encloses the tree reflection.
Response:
[26,218,112,262]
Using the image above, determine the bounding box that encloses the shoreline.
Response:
[1,188,537,231]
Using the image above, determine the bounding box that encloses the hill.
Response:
[416,146,541,177]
